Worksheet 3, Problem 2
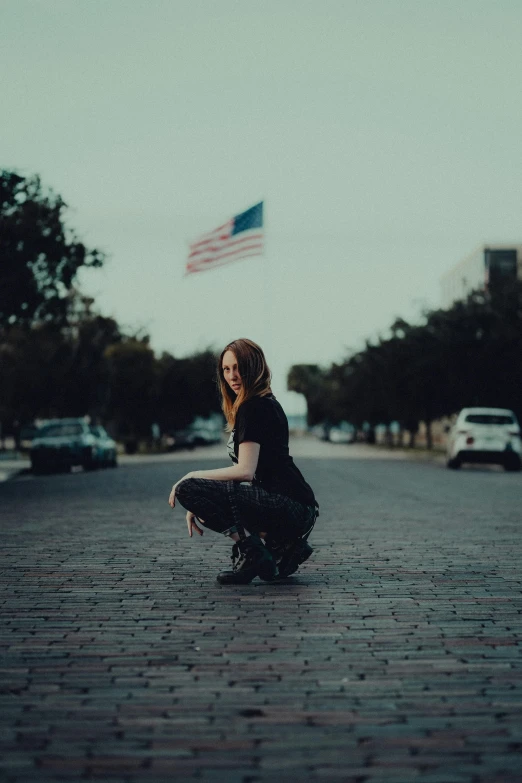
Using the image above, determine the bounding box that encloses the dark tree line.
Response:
[289,282,522,447]
[0,170,222,448]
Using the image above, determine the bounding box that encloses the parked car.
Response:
[165,428,197,451]
[446,407,521,471]
[165,418,223,451]
[89,425,118,468]
[19,423,41,451]
[311,424,327,440]
[30,418,109,474]
[328,424,355,444]
[190,425,222,446]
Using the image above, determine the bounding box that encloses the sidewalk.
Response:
[0,438,447,483]
[0,444,228,482]
[0,453,31,482]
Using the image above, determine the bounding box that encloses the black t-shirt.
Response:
[228,394,317,508]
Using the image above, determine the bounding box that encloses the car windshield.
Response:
[465,414,514,425]
[20,426,38,437]
[39,423,84,437]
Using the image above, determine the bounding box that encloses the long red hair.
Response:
[217,338,272,430]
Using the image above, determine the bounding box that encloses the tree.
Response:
[331,343,395,442]
[0,323,69,438]
[0,171,105,327]
[0,306,123,440]
[104,338,159,452]
[321,282,522,449]
[57,313,123,421]
[156,349,222,434]
[287,364,334,427]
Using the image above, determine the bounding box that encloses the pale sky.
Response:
[2,0,522,413]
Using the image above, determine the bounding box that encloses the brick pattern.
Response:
[0,456,521,782]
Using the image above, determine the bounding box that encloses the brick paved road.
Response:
[1,442,521,782]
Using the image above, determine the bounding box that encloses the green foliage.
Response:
[156,349,220,433]
[0,319,222,446]
[59,314,123,419]
[0,170,223,447]
[0,323,68,430]
[288,282,522,438]
[287,364,334,426]
[0,170,105,327]
[104,338,158,443]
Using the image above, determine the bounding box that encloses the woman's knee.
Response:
[175,477,198,508]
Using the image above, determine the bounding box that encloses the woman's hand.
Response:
[186,511,204,537]
[168,472,193,508]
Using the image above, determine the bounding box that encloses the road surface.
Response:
[1,439,521,782]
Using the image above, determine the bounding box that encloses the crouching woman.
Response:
[168,338,318,584]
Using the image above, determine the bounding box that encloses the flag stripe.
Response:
[189,231,264,260]
[187,243,264,271]
[190,233,230,252]
[187,246,263,274]
[187,241,264,271]
[192,220,232,243]
[189,221,233,250]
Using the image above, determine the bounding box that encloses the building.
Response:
[441,244,522,308]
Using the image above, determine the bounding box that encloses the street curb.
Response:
[370,445,447,465]
[0,468,28,482]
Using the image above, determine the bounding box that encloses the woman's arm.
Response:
[191,441,260,482]
[169,442,260,507]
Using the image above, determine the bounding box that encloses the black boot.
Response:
[277,538,313,577]
[265,536,314,578]
[217,535,278,585]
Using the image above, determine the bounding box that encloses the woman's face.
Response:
[222,350,242,394]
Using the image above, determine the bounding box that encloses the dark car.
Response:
[19,423,41,452]
[190,426,221,446]
[165,422,223,451]
[165,429,197,451]
[30,418,102,474]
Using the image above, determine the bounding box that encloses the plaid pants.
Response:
[176,478,316,541]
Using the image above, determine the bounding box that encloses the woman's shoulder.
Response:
[238,394,278,418]
[242,393,277,410]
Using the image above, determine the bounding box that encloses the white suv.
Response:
[447,407,521,471]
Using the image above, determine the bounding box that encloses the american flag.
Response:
[185,202,264,275]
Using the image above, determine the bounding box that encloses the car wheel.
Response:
[447,456,461,470]
[504,456,521,472]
